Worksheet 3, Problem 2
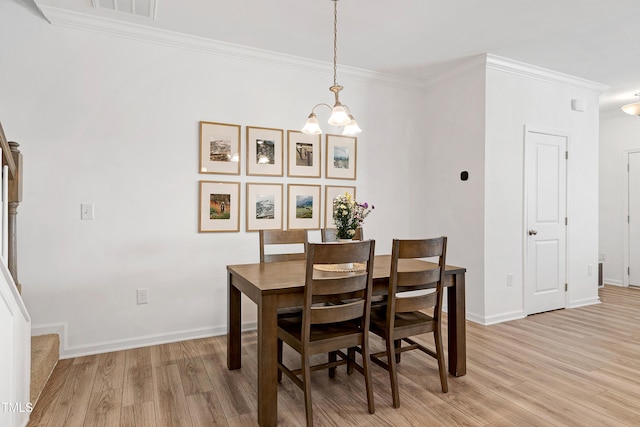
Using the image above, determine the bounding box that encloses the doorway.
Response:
[626,150,640,287]
[524,127,568,315]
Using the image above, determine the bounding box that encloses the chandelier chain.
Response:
[333,0,338,87]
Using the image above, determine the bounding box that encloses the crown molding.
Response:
[486,54,609,94]
[422,54,488,88]
[36,5,425,91]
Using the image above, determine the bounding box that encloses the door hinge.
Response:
[565,151,569,160]
[565,283,568,291]
[565,217,568,226]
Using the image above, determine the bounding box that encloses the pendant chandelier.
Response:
[622,93,640,116]
[301,0,361,135]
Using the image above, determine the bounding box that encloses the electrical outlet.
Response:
[137,288,149,305]
[507,273,513,286]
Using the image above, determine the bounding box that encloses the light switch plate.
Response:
[81,203,94,220]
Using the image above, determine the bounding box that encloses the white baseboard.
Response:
[568,296,601,309]
[479,310,527,326]
[603,278,623,286]
[32,322,258,359]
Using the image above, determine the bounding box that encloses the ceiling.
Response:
[30,0,640,111]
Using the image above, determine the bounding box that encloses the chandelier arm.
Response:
[310,103,333,114]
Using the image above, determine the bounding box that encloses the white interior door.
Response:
[629,152,640,286]
[524,129,567,315]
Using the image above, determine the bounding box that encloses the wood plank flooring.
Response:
[28,285,640,426]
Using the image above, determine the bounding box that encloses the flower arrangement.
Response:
[332,192,374,239]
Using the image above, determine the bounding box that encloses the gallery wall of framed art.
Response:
[197,121,358,233]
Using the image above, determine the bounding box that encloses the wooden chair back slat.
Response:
[310,300,365,324]
[395,291,437,313]
[259,229,308,263]
[396,238,443,259]
[312,275,368,296]
[396,268,440,288]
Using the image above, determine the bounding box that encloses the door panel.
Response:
[630,152,640,286]
[525,129,567,315]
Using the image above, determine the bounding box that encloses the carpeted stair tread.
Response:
[30,334,59,405]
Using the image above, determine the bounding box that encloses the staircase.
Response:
[30,334,59,405]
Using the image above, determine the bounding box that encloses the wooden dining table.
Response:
[227,254,466,427]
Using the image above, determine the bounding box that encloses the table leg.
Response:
[257,294,278,426]
[447,271,466,376]
[227,272,241,370]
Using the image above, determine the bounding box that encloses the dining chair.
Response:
[277,240,376,426]
[320,227,363,242]
[369,236,448,408]
[259,229,308,263]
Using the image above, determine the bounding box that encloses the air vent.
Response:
[92,0,156,20]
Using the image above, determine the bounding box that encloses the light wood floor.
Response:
[28,285,640,426]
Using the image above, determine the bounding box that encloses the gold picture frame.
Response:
[287,184,321,230]
[199,181,241,232]
[246,183,283,231]
[287,130,321,178]
[246,126,284,176]
[326,134,357,180]
[199,121,241,175]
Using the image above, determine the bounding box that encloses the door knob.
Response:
[528,229,538,235]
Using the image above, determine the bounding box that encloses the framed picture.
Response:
[287,130,321,178]
[199,181,240,232]
[287,184,321,230]
[199,121,241,175]
[326,134,357,180]
[246,126,284,176]
[325,185,356,228]
[246,183,283,231]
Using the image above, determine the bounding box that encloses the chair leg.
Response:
[302,354,314,427]
[328,351,337,378]
[433,328,448,393]
[386,337,400,408]
[347,347,355,375]
[361,341,375,414]
[394,339,401,363]
[277,339,283,382]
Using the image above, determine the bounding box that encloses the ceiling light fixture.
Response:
[301,0,361,136]
[622,93,640,116]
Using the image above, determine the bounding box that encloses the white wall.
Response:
[0,2,424,356]
[413,58,487,321]
[485,57,603,322]
[599,111,640,285]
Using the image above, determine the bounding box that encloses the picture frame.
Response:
[199,181,240,232]
[287,130,321,178]
[324,185,356,228]
[287,184,321,230]
[326,134,357,180]
[246,126,284,176]
[246,183,283,231]
[199,121,241,175]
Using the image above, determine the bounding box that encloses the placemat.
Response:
[313,262,366,273]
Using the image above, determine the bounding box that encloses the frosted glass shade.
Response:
[328,105,350,126]
[301,114,322,134]
[342,116,362,135]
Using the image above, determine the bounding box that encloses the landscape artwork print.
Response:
[210,138,232,162]
[210,193,231,220]
[295,142,314,166]
[256,139,275,165]
[333,146,349,169]
[255,194,275,219]
[296,195,313,219]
